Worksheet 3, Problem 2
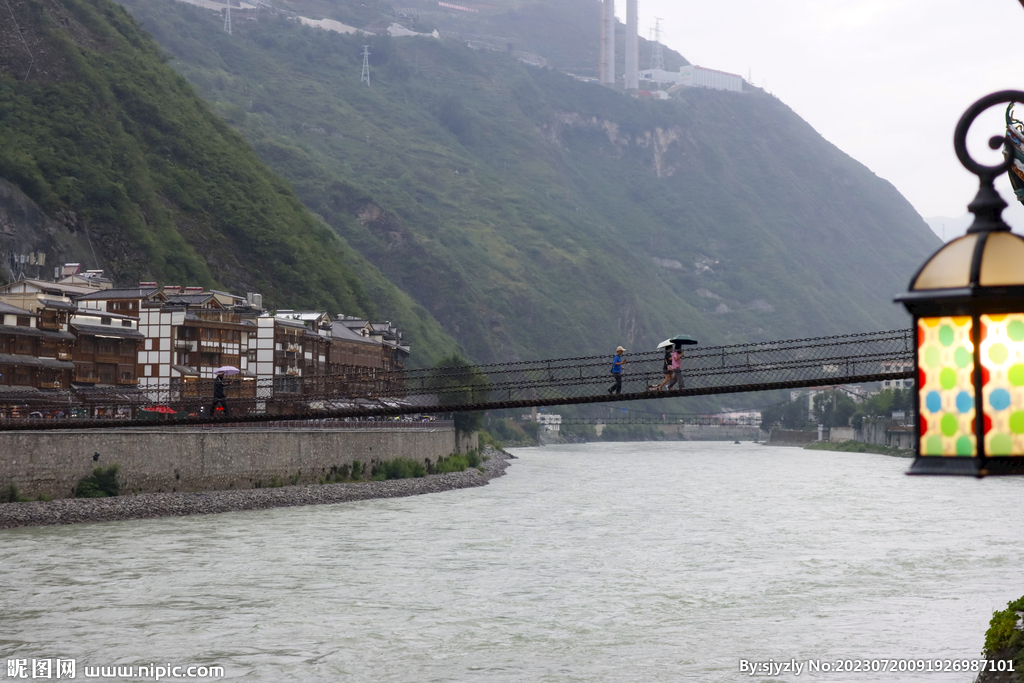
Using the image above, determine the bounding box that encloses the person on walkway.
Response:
[210,370,230,416]
[608,346,626,394]
[666,346,683,389]
[655,346,673,391]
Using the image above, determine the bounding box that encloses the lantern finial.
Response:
[953,91,1022,234]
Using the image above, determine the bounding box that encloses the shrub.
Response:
[371,458,427,480]
[478,430,503,450]
[431,454,468,473]
[74,465,120,498]
[351,460,363,480]
[429,449,484,474]
[520,421,539,441]
[1,482,27,503]
[983,595,1024,669]
[320,464,351,484]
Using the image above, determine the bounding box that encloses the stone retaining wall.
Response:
[765,428,817,446]
[0,426,474,500]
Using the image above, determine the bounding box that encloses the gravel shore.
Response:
[0,448,515,530]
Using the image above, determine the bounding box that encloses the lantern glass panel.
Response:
[912,235,977,289]
[917,316,976,456]
[979,233,1024,286]
[980,313,1024,456]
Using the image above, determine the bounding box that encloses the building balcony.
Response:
[117,377,139,385]
[174,340,197,351]
[94,354,121,364]
[194,310,241,324]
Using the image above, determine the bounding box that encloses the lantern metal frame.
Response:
[896,90,1024,476]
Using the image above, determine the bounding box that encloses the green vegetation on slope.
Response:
[120,0,937,367]
[0,0,459,365]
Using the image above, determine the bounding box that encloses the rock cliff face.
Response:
[0,178,105,282]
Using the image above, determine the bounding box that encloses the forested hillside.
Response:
[115,0,939,363]
[0,0,459,365]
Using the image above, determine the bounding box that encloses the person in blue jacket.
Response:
[608,345,626,394]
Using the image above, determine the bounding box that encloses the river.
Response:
[2,442,1022,682]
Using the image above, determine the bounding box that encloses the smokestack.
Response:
[625,0,638,89]
[600,0,615,85]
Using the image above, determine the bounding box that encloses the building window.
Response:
[101,317,111,325]
[16,316,30,327]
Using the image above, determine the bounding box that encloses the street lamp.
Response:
[896,90,1024,476]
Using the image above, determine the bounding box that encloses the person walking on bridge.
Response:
[608,346,626,395]
[655,346,673,391]
[210,370,230,417]
[666,345,683,389]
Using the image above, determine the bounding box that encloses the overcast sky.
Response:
[631,0,1024,237]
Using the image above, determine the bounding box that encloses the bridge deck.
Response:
[0,329,915,430]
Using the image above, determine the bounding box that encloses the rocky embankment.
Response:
[0,448,514,530]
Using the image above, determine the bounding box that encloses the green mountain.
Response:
[0,0,939,372]
[113,0,938,363]
[0,0,458,365]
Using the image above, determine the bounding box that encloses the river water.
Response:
[2,442,1022,682]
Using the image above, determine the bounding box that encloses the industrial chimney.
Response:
[625,0,638,89]
[600,0,615,85]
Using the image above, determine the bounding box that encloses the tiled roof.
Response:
[331,322,379,345]
[0,353,44,366]
[165,294,217,306]
[0,324,44,337]
[70,323,145,339]
[76,288,162,301]
[0,302,36,316]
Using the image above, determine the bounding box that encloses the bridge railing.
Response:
[0,329,915,430]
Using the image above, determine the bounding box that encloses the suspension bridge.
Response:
[0,329,915,431]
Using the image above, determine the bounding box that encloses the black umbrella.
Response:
[657,335,699,349]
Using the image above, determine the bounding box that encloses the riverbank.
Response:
[804,440,914,458]
[0,447,514,530]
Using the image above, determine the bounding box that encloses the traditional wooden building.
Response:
[69,309,144,387]
[0,302,76,415]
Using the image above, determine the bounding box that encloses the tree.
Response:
[427,354,489,435]
[760,394,812,431]
[812,391,857,428]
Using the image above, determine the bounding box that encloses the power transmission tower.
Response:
[361,45,370,86]
[223,6,232,35]
[649,17,664,72]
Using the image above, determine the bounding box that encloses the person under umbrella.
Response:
[654,345,674,391]
[666,344,683,389]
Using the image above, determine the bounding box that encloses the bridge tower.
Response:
[599,0,615,85]
[625,0,638,90]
